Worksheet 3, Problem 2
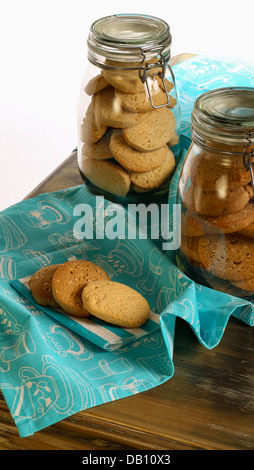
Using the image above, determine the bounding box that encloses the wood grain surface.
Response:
[1,54,254,450]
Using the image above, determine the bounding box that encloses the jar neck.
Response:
[191,87,254,155]
[191,127,254,155]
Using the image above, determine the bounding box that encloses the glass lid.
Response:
[192,87,254,135]
[87,14,171,64]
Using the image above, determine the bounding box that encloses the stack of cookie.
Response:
[78,68,178,199]
[29,260,150,328]
[180,151,254,296]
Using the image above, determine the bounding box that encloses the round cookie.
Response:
[182,184,253,216]
[94,86,145,128]
[115,87,176,112]
[168,132,180,148]
[80,158,131,198]
[80,102,107,144]
[82,131,113,160]
[110,132,168,172]
[157,76,174,93]
[190,152,251,190]
[123,107,176,152]
[82,279,150,328]
[238,221,254,238]
[84,74,109,96]
[198,233,254,281]
[52,260,110,317]
[130,150,175,189]
[180,236,202,265]
[102,68,147,94]
[233,277,254,292]
[29,264,60,307]
[182,203,254,236]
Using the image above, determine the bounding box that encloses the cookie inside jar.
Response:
[177,87,254,298]
[77,14,180,202]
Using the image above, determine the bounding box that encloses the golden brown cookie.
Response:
[82,131,113,160]
[123,107,176,152]
[102,58,173,94]
[94,86,145,128]
[190,152,251,190]
[52,260,110,317]
[102,68,147,94]
[81,158,131,198]
[80,102,107,144]
[84,74,109,95]
[29,264,60,307]
[82,279,150,328]
[130,149,175,189]
[168,132,180,148]
[238,221,254,238]
[157,76,174,93]
[233,277,254,292]
[180,236,202,265]
[182,184,253,216]
[182,203,254,236]
[115,86,176,112]
[110,132,168,172]
[198,233,254,281]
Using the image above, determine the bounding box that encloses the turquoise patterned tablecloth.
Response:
[1,55,254,438]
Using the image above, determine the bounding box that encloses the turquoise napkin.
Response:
[1,55,254,438]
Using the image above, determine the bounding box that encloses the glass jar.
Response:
[77,14,180,202]
[176,87,254,298]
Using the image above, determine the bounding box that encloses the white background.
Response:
[1,0,254,211]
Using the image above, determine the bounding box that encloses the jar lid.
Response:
[191,87,254,148]
[87,14,171,66]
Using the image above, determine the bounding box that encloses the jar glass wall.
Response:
[77,14,180,202]
[176,87,254,298]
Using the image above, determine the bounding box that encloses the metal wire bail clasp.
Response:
[138,46,170,109]
[243,132,254,194]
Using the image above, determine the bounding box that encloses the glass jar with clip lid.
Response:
[177,87,254,298]
[77,13,180,202]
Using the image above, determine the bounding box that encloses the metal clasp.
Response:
[138,47,170,109]
[243,132,254,193]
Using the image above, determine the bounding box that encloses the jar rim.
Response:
[87,13,171,66]
[191,87,254,147]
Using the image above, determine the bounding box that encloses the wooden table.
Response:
[1,54,254,451]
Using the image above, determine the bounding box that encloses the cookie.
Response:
[81,279,150,328]
[130,149,175,189]
[168,132,179,148]
[82,131,113,160]
[115,86,176,112]
[80,102,107,144]
[102,58,173,94]
[102,68,148,94]
[110,132,168,172]
[190,152,251,190]
[182,184,253,216]
[198,233,254,281]
[94,86,145,128]
[123,107,176,152]
[157,76,174,93]
[131,184,151,193]
[84,74,109,95]
[52,260,110,317]
[180,236,202,264]
[81,158,131,198]
[233,277,254,292]
[182,203,254,236]
[29,264,60,307]
[238,222,254,238]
